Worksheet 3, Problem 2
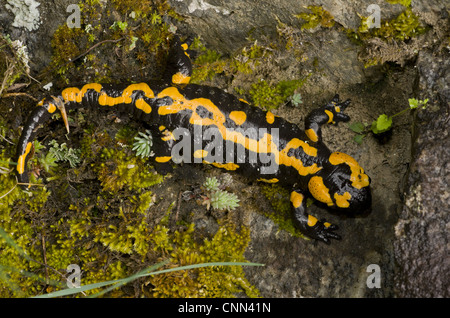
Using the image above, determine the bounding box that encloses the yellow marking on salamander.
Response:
[155,156,172,163]
[258,178,279,183]
[307,215,318,227]
[334,191,351,208]
[62,83,154,113]
[47,103,56,113]
[329,152,370,189]
[229,111,247,126]
[157,87,321,177]
[308,176,333,206]
[135,99,152,114]
[161,130,175,141]
[290,191,304,209]
[17,142,32,175]
[172,72,191,85]
[278,138,321,176]
[62,83,103,103]
[305,128,319,143]
[193,149,208,158]
[266,111,275,124]
[210,162,240,171]
[325,109,334,124]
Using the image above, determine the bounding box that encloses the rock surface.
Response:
[393,49,449,298]
[1,0,448,297]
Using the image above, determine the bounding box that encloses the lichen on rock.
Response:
[5,0,41,31]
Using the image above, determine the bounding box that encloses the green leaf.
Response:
[349,122,365,134]
[290,93,303,107]
[371,114,392,134]
[408,98,419,109]
[409,98,428,110]
[354,134,365,144]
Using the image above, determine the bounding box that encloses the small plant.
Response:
[349,98,428,143]
[294,6,335,30]
[289,93,303,107]
[203,176,220,192]
[32,140,81,173]
[202,177,240,211]
[110,21,128,31]
[132,130,154,158]
[209,190,240,211]
[47,140,82,167]
[38,152,59,173]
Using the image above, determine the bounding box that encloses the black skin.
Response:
[15,36,371,243]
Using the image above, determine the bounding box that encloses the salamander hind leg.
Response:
[290,189,341,243]
[305,94,351,143]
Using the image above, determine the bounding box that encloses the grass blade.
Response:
[33,261,264,298]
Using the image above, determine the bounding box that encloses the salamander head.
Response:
[308,152,371,214]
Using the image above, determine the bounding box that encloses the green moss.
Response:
[0,34,30,96]
[368,8,424,41]
[0,0,263,298]
[48,0,175,84]
[95,146,163,192]
[348,7,425,45]
[229,41,270,74]
[386,0,411,7]
[151,222,260,297]
[295,6,335,30]
[189,38,226,83]
[249,80,284,110]
[249,78,307,110]
[345,7,426,67]
[50,24,86,81]
[260,184,307,239]
[0,148,54,297]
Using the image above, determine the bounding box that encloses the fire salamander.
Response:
[15,36,371,243]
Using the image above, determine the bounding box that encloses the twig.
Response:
[38,37,125,81]
[0,58,15,97]
[63,38,125,69]
[0,133,14,145]
[2,92,38,101]
[0,183,17,200]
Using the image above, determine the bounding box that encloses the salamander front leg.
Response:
[305,94,351,143]
[290,190,341,244]
[150,126,176,175]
